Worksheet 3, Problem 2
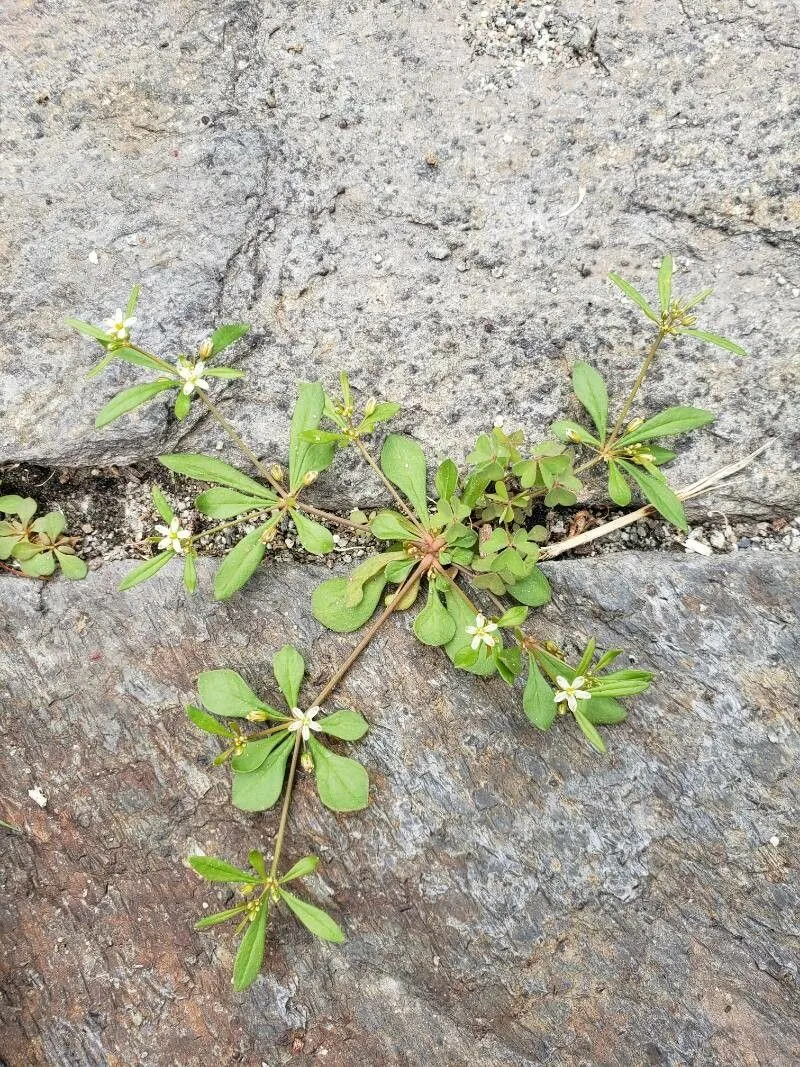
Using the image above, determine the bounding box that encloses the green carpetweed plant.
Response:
[0,495,87,579]
[67,256,747,988]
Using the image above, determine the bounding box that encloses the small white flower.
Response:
[553,675,591,714]
[465,613,499,650]
[104,307,136,341]
[155,517,191,554]
[176,359,210,396]
[287,705,323,743]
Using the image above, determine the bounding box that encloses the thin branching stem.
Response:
[607,331,666,444]
[313,562,427,707]
[354,439,424,530]
[269,733,302,878]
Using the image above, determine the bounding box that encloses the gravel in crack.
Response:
[1,463,798,581]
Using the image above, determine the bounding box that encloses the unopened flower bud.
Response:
[364,397,377,416]
[625,417,645,433]
[300,750,314,773]
[198,338,214,360]
[565,430,580,443]
[302,470,318,486]
[260,526,277,545]
[246,709,268,722]
[270,464,284,483]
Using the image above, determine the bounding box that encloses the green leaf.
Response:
[507,567,551,607]
[576,637,596,676]
[523,657,556,730]
[195,905,247,930]
[151,485,173,523]
[213,523,274,600]
[32,512,66,540]
[280,855,320,883]
[273,645,305,708]
[380,434,429,522]
[186,704,234,738]
[318,709,369,741]
[345,551,406,606]
[441,584,496,678]
[66,316,111,342]
[370,510,419,542]
[188,855,260,883]
[617,461,687,530]
[118,551,173,590]
[232,737,294,811]
[572,363,608,440]
[573,709,606,753]
[496,605,528,629]
[607,461,632,506]
[210,323,250,356]
[204,367,246,381]
[619,406,715,443]
[312,573,387,633]
[233,901,269,991]
[21,551,55,577]
[114,347,168,374]
[291,511,334,555]
[435,458,459,501]
[195,488,272,519]
[358,401,402,435]
[95,379,175,428]
[124,283,140,318]
[279,889,345,943]
[183,552,198,594]
[533,647,575,684]
[412,583,456,646]
[159,454,275,500]
[608,272,659,322]
[308,736,369,812]
[582,696,628,725]
[197,668,269,719]
[550,420,600,447]
[55,549,88,580]
[679,328,747,358]
[249,850,267,878]
[289,382,335,491]
[174,391,192,421]
[657,255,673,313]
[231,732,286,774]
[0,495,37,524]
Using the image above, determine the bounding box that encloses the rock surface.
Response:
[1,553,798,1066]
[1,1,798,516]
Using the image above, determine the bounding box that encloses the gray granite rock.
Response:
[1,1,798,517]
[1,552,798,1065]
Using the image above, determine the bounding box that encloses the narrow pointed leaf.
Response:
[118,551,173,590]
[380,434,429,522]
[95,380,175,428]
[657,255,673,312]
[289,382,336,491]
[279,889,345,943]
[523,657,556,730]
[573,709,606,753]
[188,855,259,883]
[272,644,305,708]
[214,523,274,600]
[607,461,631,506]
[233,901,269,990]
[210,323,249,356]
[679,328,747,357]
[619,406,715,444]
[159,454,275,500]
[608,272,659,322]
[572,362,608,440]
[195,905,247,930]
[186,704,234,738]
[280,855,320,883]
[617,460,687,530]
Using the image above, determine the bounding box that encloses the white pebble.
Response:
[28,786,48,808]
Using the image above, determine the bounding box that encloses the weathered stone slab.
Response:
[1,553,798,1065]
[1,2,798,516]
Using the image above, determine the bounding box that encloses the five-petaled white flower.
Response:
[155,517,191,554]
[176,360,210,396]
[554,675,591,713]
[465,613,499,650]
[287,705,323,742]
[105,308,136,341]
